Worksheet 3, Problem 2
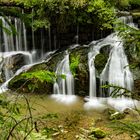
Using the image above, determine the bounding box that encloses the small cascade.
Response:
[0,16,36,82]
[86,15,136,111]
[53,51,74,95]
[0,51,34,81]
[88,42,99,98]
[88,37,115,98]
[100,34,133,95]
[52,50,77,104]
[0,16,27,52]
[119,16,138,29]
[88,16,136,99]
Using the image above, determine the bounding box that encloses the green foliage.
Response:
[129,0,140,6]
[102,84,132,98]
[0,94,34,140]
[70,55,80,77]
[32,19,50,31]
[109,120,140,139]
[87,0,115,29]
[21,70,56,92]
[0,94,59,140]
[115,20,140,66]
[0,0,116,31]
[21,70,56,84]
[20,70,65,92]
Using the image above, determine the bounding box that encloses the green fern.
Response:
[109,120,140,139]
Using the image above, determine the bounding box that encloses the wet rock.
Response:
[70,46,89,96]
[8,51,65,93]
[110,111,125,120]
[9,46,90,94]
[0,53,30,82]
[94,53,108,75]
[123,108,140,120]
[134,80,140,100]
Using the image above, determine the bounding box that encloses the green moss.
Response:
[94,53,108,74]
[90,128,106,139]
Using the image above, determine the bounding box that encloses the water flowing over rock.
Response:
[88,39,112,98]
[53,51,74,95]
[100,34,133,95]
[0,16,27,52]
[0,13,139,108]
[0,51,33,82]
[0,16,37,82]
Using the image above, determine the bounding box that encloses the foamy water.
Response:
[51,94,78,105]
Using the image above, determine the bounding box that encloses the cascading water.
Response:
[53,51,74,95]
[52,51,77,104]
[88,16,136,99]
[88,38,114,98]
[0,16,36,82]
[100,34,133,95]
[85,15,138,111]
[0,13,139,110]
[0,16,27,52]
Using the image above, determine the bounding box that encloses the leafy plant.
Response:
[115,19,140,68]
[0,94,35,140]
[102,84,132,98]
[0,93,60,140]
[109,120,140,139]
[21,70,57,84]
[0,0,117,31]
[20,70,65,92]
[70,55,80,77]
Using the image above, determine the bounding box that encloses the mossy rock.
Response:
[8,51,65,94]
[8,73,53,94]
[89,128,106,139]
[94,53,108,75]
[109,112,125,120]
[70,46,89,96]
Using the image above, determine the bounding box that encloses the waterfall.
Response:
[88,16,136,99]
[52,51,77,104]
[0,16,36,82]
[100,34,133,95]
[88,36,116,98]
[53,51,74,95]
[0,16,27,52]
[86,16,136,111]
[88,33,133,98]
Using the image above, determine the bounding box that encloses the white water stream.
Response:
[52,51,77,104]
[53,51,74,95]
[86,15,139,111]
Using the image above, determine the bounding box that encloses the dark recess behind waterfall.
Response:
[26,24,112,53]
